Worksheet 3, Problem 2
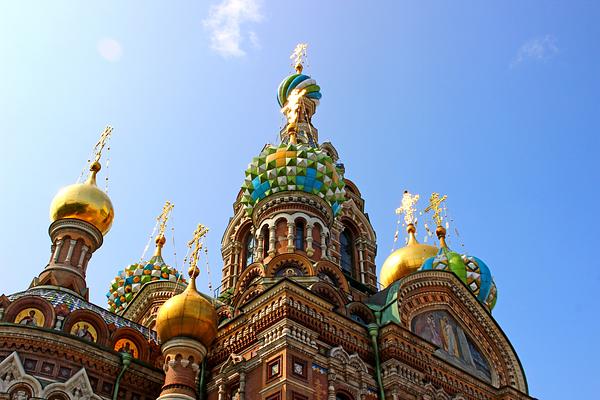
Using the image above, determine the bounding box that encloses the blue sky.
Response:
[1,1,598,398]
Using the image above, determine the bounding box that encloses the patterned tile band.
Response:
[9,288,156,340]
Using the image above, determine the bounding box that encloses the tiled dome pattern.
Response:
[240,143,346,216]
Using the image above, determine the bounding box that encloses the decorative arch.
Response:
[234,284,265,309]
[110,326,149,362]
[4,295,55,329]
[0,352,43,396]
[233,263,265,297]
[346,302,375,325]
[315,260,350,293]
[63,309,110,346]
[42,368,102,400]
[265,253,315,278]
[216,305,233,325]
[397,271,528,393]
[310,282,347,313]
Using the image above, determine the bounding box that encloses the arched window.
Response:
[244,233,255,267]
[336,393,353,400]
[340,229,354,276]
[261,226,270,258]
[295,221,305,250]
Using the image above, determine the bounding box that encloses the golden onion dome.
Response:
[49,161,114,235]
[380,224,438,288]
[155,266,217,347]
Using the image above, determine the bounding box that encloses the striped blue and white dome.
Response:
[277,73,322,107]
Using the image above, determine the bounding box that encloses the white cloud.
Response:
[511,35,558,68]
[97,38,123,62]
[203,0,263,58]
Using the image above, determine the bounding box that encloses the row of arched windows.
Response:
[241,222,359,281]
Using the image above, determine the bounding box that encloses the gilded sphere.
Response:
[49,175,114,235]
[155,283,217,347]
[380,230,438,288]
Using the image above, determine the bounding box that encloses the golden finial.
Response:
[187,223,209,276]
[291,43,308,74]
[153,201,174,256]
[92,125,113,164]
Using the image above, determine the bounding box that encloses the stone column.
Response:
[358,241,366,284]
[268,225,277,257]
[64,239,77,264]
[321,233,328,259]
[306,223,314,256]
[257,232,265,261]
[239,371,246,400]
[52,239,64,263]
[77,245,89,269]
[287,222,295,252]
[158,338,206,400]
[327,371,336,400]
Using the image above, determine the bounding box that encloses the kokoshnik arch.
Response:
[0,45,533,400]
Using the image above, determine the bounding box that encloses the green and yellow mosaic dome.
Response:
[107,250,186,313]
[240,143,346,216]
[420,244,498,311]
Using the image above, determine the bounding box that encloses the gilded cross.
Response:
[424,192,448,227]
[156,201,174,238]
[395,190,420,226]
[290,43,308,74]
[187,223,209,273]
[92,125,113,163]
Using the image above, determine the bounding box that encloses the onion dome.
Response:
[240,142,346,216]
[277,72,322,108]
[107,235,186,313]
[380,224,438,288]
[49,161,114,235]
[155,266,217,347]
[419,226,497,310]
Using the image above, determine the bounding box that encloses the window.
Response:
[245,233,255,267]
[295,221,305,250]
[266,356,282,381]
[262,226,270,258]
[336,394,353,400]
[340,229,354,276]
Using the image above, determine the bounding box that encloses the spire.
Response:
[277,43,322,146]
[38,125,115,299]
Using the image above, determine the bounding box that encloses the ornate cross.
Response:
[395,190,420,226]
[92,125,113,163]
[187,223,209,274]
[291,43,308,74]
[424,192,448,227]
[156,201,174,238]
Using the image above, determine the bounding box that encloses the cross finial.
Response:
[395,190,420,226]
[92,126,113,164]
[157,201,174,238]
[424,192,448,227]
[290,43,308,74]
[187,223,209,276]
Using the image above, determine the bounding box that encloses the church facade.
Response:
[0,53,533,400]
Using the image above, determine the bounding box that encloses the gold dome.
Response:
[49,162,114,235]
[155,266,217,347]
[380,224,438,288]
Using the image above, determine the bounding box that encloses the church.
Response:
[0,48,533,400]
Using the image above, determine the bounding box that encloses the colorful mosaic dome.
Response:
[240,143,346,216]
[277,73,322,108]
[420,245,497,311]
[107,252,186,313]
